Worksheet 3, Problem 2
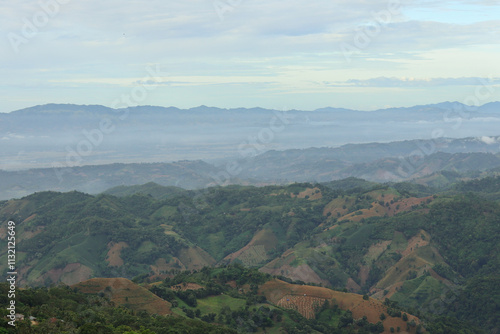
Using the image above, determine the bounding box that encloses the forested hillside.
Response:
[0,266,480,333]
[1,178,499,332]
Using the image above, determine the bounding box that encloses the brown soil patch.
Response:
[150,258,170,275]
[261,250,296,272]
[340,195,433,223]
[260,251,330,286]
[73,277,172,315]
[291,187,322,200]
[260,279,339,305]
[22,214,37,223]
[106,241,128,267]
[171,283,204,291]
[0,225,6,239]
[346,277,361,293]
[342,206,384,222]
[322,197,353,217]
[376,252,433,290]
[364,191,396,203]
[40,263,93,286]
[324,224,339,232]
[0,199,29,216]
[365,240,391,263]
[370,202,388,215]
[358,266,371,287]
[224,229,277,266]
[19,226,45,241]
[388,196,433,216]
[261,262,330,287]
[401,230,430,257]
[178,246,216,271]
[371,281,404,300]
[260,279,422,332]
[277,294,326,318]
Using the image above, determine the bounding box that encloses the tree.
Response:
[338,311,353,328]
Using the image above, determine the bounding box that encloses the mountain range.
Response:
[1,102,499,171]
[1,135,500,200]
[1,178,499,332]
[2,102,500,333]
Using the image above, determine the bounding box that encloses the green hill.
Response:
[103,182,189,199]
[1,179,499,332]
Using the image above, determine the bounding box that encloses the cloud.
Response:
[326,76,500,88]
[1,0,499,112]
[480,136,499,144]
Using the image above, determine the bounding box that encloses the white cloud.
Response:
[327,76,500,87]
[0,0,499,112]
[480,136,499,144]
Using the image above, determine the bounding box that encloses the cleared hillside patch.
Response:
[260,279,422,332]
[178,246,217,270]
[106,241,128,267]
[74,277,172,315]
[277,294,326,319]
[224,229,278,266]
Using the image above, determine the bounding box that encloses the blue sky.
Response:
[1,0,499,112]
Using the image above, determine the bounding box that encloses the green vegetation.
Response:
[1,177,499,333]
[0,283,238,334]
[104,182,189,200]
[0,266,390,334]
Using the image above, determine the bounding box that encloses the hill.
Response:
[73,277,172,315]
[0,281,237,333]
[146,265,428,333]
[2,102,500,171]
[0,160,218,200]
[2,135,500,200]
[103,182,189,199]
[1,180,499,332]
[260,279,421,332]
[1,264,482,333]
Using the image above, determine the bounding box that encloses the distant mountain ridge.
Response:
[103,182,189,199]
[0,160,220,200]
[7,101,500,114]
[2,102,500,171]
[1,136,500,200]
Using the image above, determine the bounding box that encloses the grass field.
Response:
[170,293,247,317]
[197,294,247,314]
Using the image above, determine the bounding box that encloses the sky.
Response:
[1,0,499,113]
